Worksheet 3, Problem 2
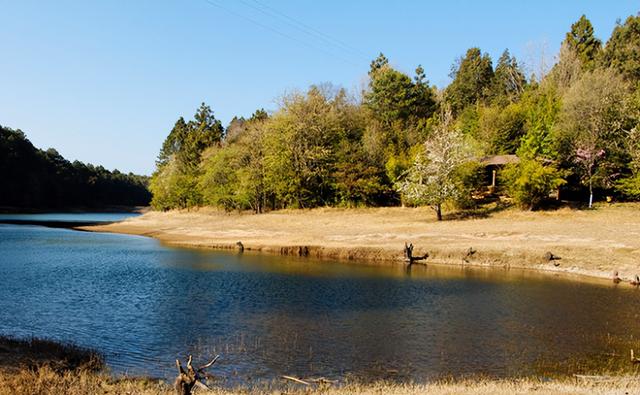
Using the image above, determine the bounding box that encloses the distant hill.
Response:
[0,125,151,209]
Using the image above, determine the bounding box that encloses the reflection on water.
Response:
[1,219,639,383]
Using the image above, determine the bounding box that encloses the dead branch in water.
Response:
[404,242,428,264]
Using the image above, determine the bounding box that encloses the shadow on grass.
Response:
[443,200,513,221]
[0,336,103,373]
[444,197,602,221]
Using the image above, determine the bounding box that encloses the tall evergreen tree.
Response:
[563,15,602,70]
[249,108,269,122]
[156,117,188,167]
[369,53,389,75]
[491,49,526,104]
[182,103,224,170]
[151,103,224,209]
[412,65,438,119]
[601,14,640,82]
[364,55,436,131]
[445,48,494,114]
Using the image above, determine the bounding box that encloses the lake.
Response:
[1,213,639,384]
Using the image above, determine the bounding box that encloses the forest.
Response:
[148,14,639,219]
[0,126,151,209]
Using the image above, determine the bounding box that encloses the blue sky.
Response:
[1,1,638,175]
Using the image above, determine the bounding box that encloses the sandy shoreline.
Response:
[80,203,640,284]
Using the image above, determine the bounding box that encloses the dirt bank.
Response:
[80,203,640,283]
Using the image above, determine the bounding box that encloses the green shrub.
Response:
[616,173,640,200]
[502,159,565,210]
[454,161,484,209]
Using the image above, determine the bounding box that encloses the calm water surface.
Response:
[0,212,139,222]
[1,215,640,383]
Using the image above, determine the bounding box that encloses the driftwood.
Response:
[544,251,561,264]
[404,243,428,264]
[463,247,476,263]
[631,349,640,363]
[613,271,622,284]
[282,375,311,385]
[282,375,338,386]
[174,354,220,395]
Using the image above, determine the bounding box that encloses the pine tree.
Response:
[563,15,602,70]
[601,15,640,82]
[445,48,494,114]
[491,49,526,104]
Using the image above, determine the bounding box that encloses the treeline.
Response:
[151,14,640,218]
[0,126,151,209]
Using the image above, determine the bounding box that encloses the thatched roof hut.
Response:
[478,155,520,191]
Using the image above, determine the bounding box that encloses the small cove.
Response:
[1,214,639,384]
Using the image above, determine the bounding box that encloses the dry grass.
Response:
[0,366,167,395]
[82,202,640,283]
[1,368,639,395]
[2,336,637,395]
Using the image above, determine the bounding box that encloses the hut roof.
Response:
[479,154,520,166]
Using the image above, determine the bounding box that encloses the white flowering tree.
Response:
[396,111,471,220]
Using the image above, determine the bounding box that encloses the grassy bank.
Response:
[2,336,639,394]
[82,203,640,283]
[2,367,639,395]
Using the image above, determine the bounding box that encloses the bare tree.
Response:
[547,43,583,93]
[524,39,551,83]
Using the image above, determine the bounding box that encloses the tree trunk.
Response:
[588,181,593,208]
[435,204,442,221]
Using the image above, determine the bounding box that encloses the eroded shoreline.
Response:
[79,204,640,284]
